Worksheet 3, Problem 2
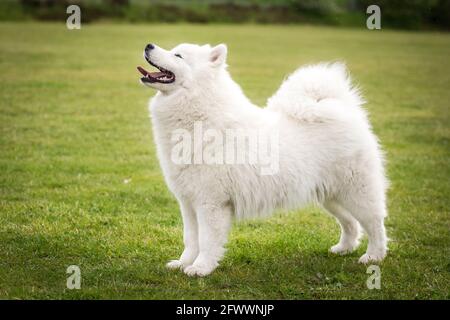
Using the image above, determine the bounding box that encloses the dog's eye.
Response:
[174,53,183,59]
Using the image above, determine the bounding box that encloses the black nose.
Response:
[145,43,155,51]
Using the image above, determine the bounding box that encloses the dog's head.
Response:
[137,43,227,93]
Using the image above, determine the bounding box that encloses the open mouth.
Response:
[137,58,175,84]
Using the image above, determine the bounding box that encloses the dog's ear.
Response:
[209,44,227,67]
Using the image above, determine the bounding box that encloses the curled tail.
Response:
[267,62,365,122]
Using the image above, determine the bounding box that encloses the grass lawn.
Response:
[0,22,449,299]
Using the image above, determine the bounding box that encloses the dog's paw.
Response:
[184,263,216,277]
[358,252,385,264]
[166,260,185,270]
[330,243,356,255]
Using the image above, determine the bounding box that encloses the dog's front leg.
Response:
[166,201,199,270]
[184,204,232,277]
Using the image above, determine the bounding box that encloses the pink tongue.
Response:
[137,66,148,76]
[148,72,165,79]
[137,66,166,79]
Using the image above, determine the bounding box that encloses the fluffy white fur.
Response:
[141,43,388,277]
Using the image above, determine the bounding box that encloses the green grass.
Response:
[0,22,449,299]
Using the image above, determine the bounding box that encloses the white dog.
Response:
[138,43,388,277]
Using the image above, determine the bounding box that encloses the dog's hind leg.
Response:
[357,215,387,264]
[166,200,199,270]
[184,203,232,277]
[324,200,362,255]
[338,196,388,263]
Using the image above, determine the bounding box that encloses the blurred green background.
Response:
[0,22,449,299]
[1,0,449,30]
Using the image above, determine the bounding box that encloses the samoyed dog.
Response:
[138,43,388,277]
